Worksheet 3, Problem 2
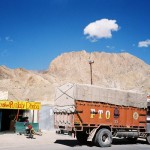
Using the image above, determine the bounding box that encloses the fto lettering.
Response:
[90,109,110,119]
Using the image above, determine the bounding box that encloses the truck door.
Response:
[147,102,150,133]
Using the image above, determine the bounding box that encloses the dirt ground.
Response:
[0,130,150,150]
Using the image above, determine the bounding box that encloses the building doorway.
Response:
[0,109,24,131]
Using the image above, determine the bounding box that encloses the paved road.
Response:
[0,131,149,150]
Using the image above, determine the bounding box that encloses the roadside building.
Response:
[0,91,41,132]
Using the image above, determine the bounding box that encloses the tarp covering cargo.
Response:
[54,83,147,112]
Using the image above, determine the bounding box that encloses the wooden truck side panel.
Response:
[54,113,74,129]
[54,100,146,131]
[74,100,146,128]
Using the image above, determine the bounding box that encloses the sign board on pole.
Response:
[0,100,41,110]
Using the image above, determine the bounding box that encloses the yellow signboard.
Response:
[0,100,41,110]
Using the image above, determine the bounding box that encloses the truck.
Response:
[54,83,150,147]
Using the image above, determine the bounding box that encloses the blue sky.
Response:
[0,0,150,70]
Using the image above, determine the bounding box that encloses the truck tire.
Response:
[146,134,150,144]
[96,128,112,147]
[76,131,88,145]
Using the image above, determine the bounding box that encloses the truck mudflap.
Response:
[146,134,150,144]
[87,127,98,141]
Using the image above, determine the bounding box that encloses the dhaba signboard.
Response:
[0,100,41,110]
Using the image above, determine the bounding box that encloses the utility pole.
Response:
[88,60,94,85]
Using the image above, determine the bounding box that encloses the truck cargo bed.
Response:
[54,100,147,131]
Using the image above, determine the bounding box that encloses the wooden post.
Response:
[16,109,20,121]
[32,110,34,123]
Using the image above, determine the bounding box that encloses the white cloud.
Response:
[84,18,119,42]
[138,39,150,47]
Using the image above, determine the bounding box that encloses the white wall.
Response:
[39,105,54,131]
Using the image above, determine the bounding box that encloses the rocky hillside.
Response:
[0,50,150,104]
[0,66,54,103]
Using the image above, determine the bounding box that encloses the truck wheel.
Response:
[76,131,88,145]
[146,134,150,144]
[96,128,112,147]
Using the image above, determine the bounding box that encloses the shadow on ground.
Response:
[54,139,93,147]
[0,131,15,135]
[54,138,148,147]
[112,138,147,145]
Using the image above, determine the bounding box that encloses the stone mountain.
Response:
[0,50,150,105]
